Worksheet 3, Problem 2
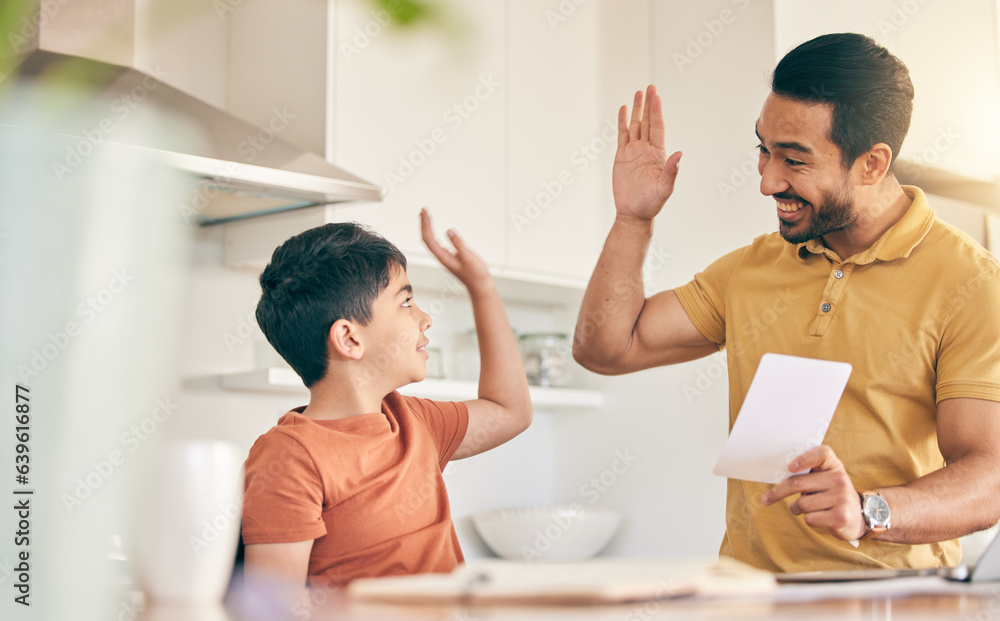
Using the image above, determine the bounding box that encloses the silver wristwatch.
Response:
[860,491,890,540]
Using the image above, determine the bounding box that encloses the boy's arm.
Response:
[243,540,313,586]
[420,209,533,459]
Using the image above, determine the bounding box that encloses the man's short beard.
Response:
[779,185,856,245]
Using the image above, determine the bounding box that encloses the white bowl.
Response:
[472,505,622,562]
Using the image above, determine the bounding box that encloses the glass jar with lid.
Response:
[518,333,572,387]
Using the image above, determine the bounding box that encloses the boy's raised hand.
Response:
[420,208,532,460]
[420,208,491,294]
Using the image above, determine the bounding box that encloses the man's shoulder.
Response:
[923,214,1000,275]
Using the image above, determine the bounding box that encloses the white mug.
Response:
[134,440,243,602]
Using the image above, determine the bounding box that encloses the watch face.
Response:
[864,495,891,528]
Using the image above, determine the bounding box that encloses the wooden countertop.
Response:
[138,576,1000,621]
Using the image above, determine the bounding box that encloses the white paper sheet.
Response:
[713,353,852,484]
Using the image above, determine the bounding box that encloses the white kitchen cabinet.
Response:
[505,0,607,283]
[329,0,508,267]
[328,0,614,284]
[226,0,329,155]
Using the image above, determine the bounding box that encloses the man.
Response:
[573,33,1000,572]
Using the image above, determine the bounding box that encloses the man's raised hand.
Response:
[612,84,683,221]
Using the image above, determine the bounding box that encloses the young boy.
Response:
[240,209,532,589]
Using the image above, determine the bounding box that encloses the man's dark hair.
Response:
[771,33,914,172]
[255,222,407,388]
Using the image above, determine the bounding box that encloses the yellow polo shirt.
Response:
[675,186,1000,572]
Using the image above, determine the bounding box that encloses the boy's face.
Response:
[356,266,433,390]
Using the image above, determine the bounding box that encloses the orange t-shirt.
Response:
[241,391,469,588]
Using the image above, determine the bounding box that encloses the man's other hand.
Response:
[761,445,867,542]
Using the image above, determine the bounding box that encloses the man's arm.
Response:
[763,398,1000,543]
[243,540,313,587]
[419,209,532,460]
[573,85,716,375]
[874,397,1000,543]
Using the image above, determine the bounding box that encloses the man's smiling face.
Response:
[755,93,859,245]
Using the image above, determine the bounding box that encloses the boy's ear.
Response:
[328,319,363,360]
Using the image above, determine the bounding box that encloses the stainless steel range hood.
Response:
[0,0,384,224]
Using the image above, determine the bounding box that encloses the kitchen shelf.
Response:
[219,367,604,410]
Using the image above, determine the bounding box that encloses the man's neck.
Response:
[302,373,390,420]
[822,180,912,260]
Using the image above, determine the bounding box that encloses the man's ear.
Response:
[328,319,363,360]
[857,143,893,185]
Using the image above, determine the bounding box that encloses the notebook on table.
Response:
[348,557,777,605]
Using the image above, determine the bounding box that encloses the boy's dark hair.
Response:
[771,32,914,172]
[255,222,407,388]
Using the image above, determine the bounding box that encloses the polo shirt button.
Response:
[834,270,844,279]
[822,303,832,312]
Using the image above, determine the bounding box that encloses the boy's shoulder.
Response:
[244,406,307,454]
[384,391,469,426]
[246,394,466,457]
[257,406,311,437]
[247,399,399,457]
[246,407,318,461]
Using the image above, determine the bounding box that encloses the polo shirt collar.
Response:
[796,185,935,265]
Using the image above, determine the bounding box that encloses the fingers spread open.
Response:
[420,209,458,270]
[618,104,629,149]
[445,229,467,256]
[419,208,439,249]
[629,89,644,141]
[640,84,655,142]
[648,86,665,148]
